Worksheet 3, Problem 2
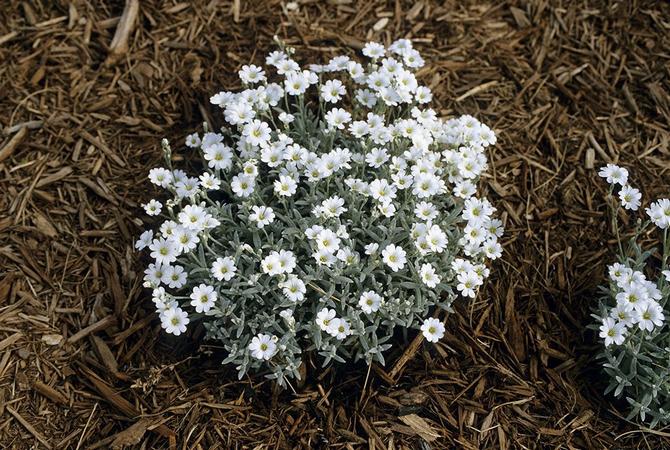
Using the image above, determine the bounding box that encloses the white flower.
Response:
[365,147,389,168]
[608,263,630,283]
[598,164,628,186]
[426,224,448,253]
[462,197,492,226]
[349,120,370,138]
[347,61,364,79]
[242,120,272,146]
[209,91,231,107]
[403,49,424,68]
[178,204,206,230]
[415,86,432,104]
[362,42,385,59]
[172,226,199,253]
[336,247,357,265]
[285,71,308,95]
[161,307,190,336]
[484,218,505,238]
[190,284,217,313]
[464,225,486,245]
[224,101,255,125]
[369,179,397,203]
[211,257,237,281]
[389,38,412,55]
[646,199,670,229]
[144,199,162,216]
[316,229,341,253]
[149,238,178,265]
[356,88,377,108]
[266,50,287,67]
[415,202,438,222]
[617,270,645,290]
[313,248,337,267]
[599,317,626,346]
[420,263,441,288]
[610,302,634,328]
[327,318,352,340]
[204,143,233,170]
[454,180,477,199]
[157,298,178,315]
[378,202,396,217]
[325,108,352,130]
[261,252,283,276]
[320,79,346,103]
[412,173,441,198]
[277,249,297,274]
[279,308,294,321]
[152,286,168,303]
[664,270,670,282]
[316,308,336,331]
[276,58,300,74]
[249,334,277,360]
[274,175,298,197]
[359,290,382,314]
[421,318,445,343]
[483,239,503,260]
[365,243,379,255]
[135,230,154,250]
[239,64,266,84]
[149,168,173,188]
[231,174,255,198]
[201,132,223,149]
[163,264,187,289]
[185,133,201,148]
[319,196,347,218]
[305,224,324,240]
[635,301,664,332]
[618,185,641,211]
[174,177,199,198]
[261,145,284,167]
[382,244,406,272]
[456,271,481,298]
[451,258,474,274]
[144,263,166,286]
[281,276,306,302]
[199,172,221,190]
[615,283,648,312]
[159,220,178,238]
[278,112,294,124]
[336,225,350,238]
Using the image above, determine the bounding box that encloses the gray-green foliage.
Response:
[138,41,502,386]
[594,170,670,427]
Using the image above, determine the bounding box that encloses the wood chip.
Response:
[67,316,116,344]
[105,0,140,66]
[7,406,53,449]
[33,380,69,405]
[0,126,27,163]
[398,414,439,442]
[110,419,152,449]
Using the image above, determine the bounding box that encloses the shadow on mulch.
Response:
[1,0,670,448]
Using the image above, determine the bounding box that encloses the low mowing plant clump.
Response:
[136,39,503,386]
[596,163,670,426]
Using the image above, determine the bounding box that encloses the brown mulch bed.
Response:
[1,0,669,448]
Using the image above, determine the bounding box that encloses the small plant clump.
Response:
[137,39,503,386]
[595,163,670,426]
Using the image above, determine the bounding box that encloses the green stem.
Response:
[662,228,669,272]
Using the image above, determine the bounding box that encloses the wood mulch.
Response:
[1,0,669,448]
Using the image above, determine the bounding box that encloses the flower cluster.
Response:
[137,39,502,385]
[595,164,670,426]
